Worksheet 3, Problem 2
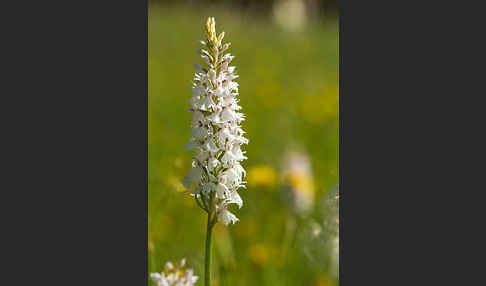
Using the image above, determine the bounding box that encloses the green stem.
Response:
[204,211,214,286]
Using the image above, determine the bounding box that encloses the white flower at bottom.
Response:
[150,258,198,286]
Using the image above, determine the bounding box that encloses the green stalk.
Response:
[204,210,214,286]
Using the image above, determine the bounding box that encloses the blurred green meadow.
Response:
[149,3,339,286]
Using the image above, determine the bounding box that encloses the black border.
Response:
[2,0,148,284]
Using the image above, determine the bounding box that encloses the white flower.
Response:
[233,163,246,178]
[218,206,239,226]
[182,166,202,188]
[191,111,206,128]
[221,145,247,166]
[191,86,205,97]
[199,95,216,111]
[150,258,198,286]
[183,17,247,225]
[220,107,236,122]
[194,150,210,163]
[218,168,240,187]
[214,86,227,97]
[207,157,220,172]
[190,127,207,141]
[202,182,216,196]
[215,183,229,199]
[227,189,243,208]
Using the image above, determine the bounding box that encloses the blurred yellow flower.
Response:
[167,174,186,193]
[247,243,271,266]
[247,165,277,189]
[287,173,315,195]
[282,151,315,215]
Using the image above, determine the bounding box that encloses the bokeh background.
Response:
[149,0,339,285]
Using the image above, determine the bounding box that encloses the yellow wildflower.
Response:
[247,165,277,189]
[247,243,271,266]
